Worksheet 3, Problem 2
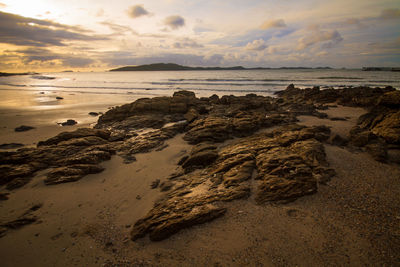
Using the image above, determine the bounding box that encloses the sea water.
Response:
[0,69,399,110]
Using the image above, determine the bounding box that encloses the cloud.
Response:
[100,21,137,36]
[102,51,226,67]
[127,5,149,19]
[0,2,6,8]
[297,29,343,50]
[379,8,400,20]
[260,19,286,30]
[0,11,105,47]
[12,48,94,67]
[164,15,185,30]
[245,39,268,51]
[172,38,203,49]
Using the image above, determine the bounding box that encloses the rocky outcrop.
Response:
[130,124,335,241]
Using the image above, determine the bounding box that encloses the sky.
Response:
[0,0,399,71]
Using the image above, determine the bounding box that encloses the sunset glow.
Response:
[0,0,399,72]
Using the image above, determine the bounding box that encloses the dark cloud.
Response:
[380,8,400,20]
[127,5,149,18]
[297,29,343,50]
[172,38,203,49]
[11,48,94,67]
[100,21,138,36]
[0,11,106,47]
[164,15,185,30]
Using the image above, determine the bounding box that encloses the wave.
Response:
[151,82,285,86]
[317,77,363,80]
[31,75,56,80]
[167,78,309,82]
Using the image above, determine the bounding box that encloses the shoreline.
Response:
[0,85,399,266]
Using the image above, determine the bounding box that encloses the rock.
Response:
[181,150,218,172]
[371,111,400,144]
[256,176,317,203]
[131,204,226,241]
[349,127,375,147]
[0,143,24,149]
[0,193,9,201]
[62,150,112,165]
[88,112,99,116]
[59,119,77,126]
[44,164,104,185]
[159,181,174,192]
[2,216,37,229]
[56,96,64,100]
[330,117,347,121]
[57,136,108,147]
[38,128,110,146]
[184,108,199,123]
[183,117,232,144]
[173,90,196,98]
[150,179,160,189]
[15,125,35,132]
[377,91,400,108]
[0,164,37,187]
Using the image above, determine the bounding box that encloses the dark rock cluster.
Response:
[1,86,399,241]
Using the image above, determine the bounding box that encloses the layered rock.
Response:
[130,124,335,241]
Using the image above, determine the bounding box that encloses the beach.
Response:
[0,84,400,266]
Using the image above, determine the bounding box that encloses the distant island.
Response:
[109,63,332,72]
[362,67,400,72]
[0,72,38,77]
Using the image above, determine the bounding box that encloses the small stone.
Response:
[14,125,35,132]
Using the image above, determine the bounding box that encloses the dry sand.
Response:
[0,105,400,266]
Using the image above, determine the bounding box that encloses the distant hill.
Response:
[0,72,38,77]
[109,63,333,72]
[110,63,246,71]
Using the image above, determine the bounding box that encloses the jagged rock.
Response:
[131,204,226,241]
[0,143,24,149]
[349,127,376,147]
[57,136,108,146]
[44,164,104,185]
[150,179,160,189]
[14,125,35,132]
[2,216,37,229]
[184,108,199,123]
[0,164,37,186]
[371,111,400,144]
[159,181,174,192]
[60,119,77,126]
[377,90,400,108]
[182,150,218,172]
[256,176,317,203]
[184,117,232,144]
[38,128,110,146]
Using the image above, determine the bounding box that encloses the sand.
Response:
[1,104,400,266]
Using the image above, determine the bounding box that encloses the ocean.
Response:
[0,69,399,111]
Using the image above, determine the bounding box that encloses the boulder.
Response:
[44,164,104,185]
[14,125,35,132]
[38,128,110,146]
